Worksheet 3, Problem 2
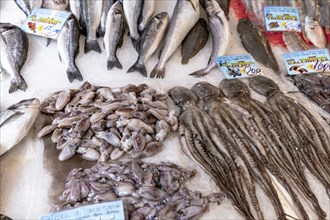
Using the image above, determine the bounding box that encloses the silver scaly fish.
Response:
[69,0,81,22]
[98,0,116,37]
[0,99,40,156]
[190,0,229,77]
[104,1,125,70]
[0,23,29,93]
[138,0,155,31]
[14,0,43,16]
[57,17,83,82]
[128,12,169,77]
[150,0,200,78]
[123,0,143,47]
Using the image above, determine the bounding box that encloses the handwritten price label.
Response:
[21,8,71,39]
[215,54,263,79]
[264,6,301,32]
[283,49,330,75]
[40,200,126,220]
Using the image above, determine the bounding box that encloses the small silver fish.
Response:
[127,12,169,77]
[57,17,83,82]
[0,98,40,156]
[104,1,125,70]
[0,23,29,93]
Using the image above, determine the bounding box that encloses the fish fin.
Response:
[127,61,147,77]
[181,57,189,65]
[189,68,209,78]
[9,76,28,93]
[107,57,122,70]
[150,66,165,79]
[84,39,101,54]
[46,38,52,47]
[67,65,83,82]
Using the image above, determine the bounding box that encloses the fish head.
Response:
[168,87,198,111]
[111,1,124,16]
[219,79,250,99]
[155,12,169,26]
[191,81,222,100]
[205,0,223,16]
[248,75,279,97]
[7,98,40,112]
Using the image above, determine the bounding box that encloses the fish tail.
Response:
[84,39,101,54]
[181,57,190,65]
[189,68,209,78]
[67,65,83,82]
[9,76,27,93]
[150,66,165,79]
[107,57,122,70]
[127,61,147,77]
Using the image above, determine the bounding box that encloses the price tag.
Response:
[283,49,330,75]
[215,54,262,79]
[40,200,126,220]
[264,6,301,32]
[21,8,71,39]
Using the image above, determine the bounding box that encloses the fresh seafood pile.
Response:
[0,98,40,156]
[38,82,178,162]
[293,73,330,113]
[54,161,225,219]
[0,23,29,93]
[169,78,330,220]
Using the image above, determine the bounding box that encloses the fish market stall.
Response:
[1,0,330,219]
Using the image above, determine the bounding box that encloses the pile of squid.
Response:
[169,76,330,220]
[54,160,225,219]
[38,82,178,162]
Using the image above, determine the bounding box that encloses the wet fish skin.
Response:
[181,18,209,65]
[0,98,40,156]
[97,0,115,37]
[57,17,83,82]
[69,0,81,22]
[81,0,103,53]
[200,0,230,17]
[237,18,279,73]
[0,23,29,93]
[128,12,169,77]
[304,16,327,49]
[14,0,42,16]
[123,0,142,47]
[189,0,229,77]
[150,0,200,79]
[104,1,125,70]
[43,0,69,10]
[282,32,309,52]
[138,0,155,31]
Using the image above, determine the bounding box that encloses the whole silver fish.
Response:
[190,0,229,77]
[81,0,103,53]
[128,12,169,77]
[138,0,155,31]
[150,0,200,78]
[104,1,125,70]
[98,0,115,37]
[282,32,310,52]
[0,23,29,93]
[57,17,83,82]
[43,0,68,10]
[123,0,142,46]
[0,98,40,156]
[14,0,43,16]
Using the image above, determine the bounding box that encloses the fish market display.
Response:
[0,23,29,93]
[189,0,229,77]
[57,17,83,82]
[123,0,142,47]
[293,74,330,113]
[181,18,209,65]
[80,0,103,53]
[150,0,200,78]
[237,18,279,73]
[127,12,169,77]
[97,0,115,37]
[14,0,42,16]
[103,1,125,70]
[0,98,40,156]
[54,161,225,219]
[138,0,155,31]
[43,0,69,10]
[38,82,178,162]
